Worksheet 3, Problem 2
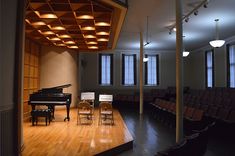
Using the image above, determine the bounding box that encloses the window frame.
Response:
[227,44,235,88]
[205,49,215,88]
[144,54,159,86]
[98,53,113,86]
[121,54,137,86]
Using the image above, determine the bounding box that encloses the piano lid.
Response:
[48,84,72,90]
[39,84,72,93]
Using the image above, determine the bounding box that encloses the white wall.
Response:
[40,46,79,107]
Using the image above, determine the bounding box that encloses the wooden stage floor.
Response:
[22,108,133,156]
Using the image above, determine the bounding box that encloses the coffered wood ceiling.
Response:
[25,0,127,51]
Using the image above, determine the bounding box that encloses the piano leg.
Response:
[64,104,70,121]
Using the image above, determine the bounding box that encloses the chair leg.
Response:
[32,116,35,126]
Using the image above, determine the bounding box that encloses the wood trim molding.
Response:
[101,0,128,50]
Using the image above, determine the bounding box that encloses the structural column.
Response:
[0,0,25,155]
[175,0,184,143]
[139,32,144,114]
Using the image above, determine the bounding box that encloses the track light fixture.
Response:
[203,3,208,8]
[185,17,189,23]
[194,10,198,16]
[168,0,209,35]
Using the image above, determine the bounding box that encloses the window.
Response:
[227,44,235,88]
[145,54,159,85]
[99,54,113,85]
[205,50,214,88]
[122,54,136,85]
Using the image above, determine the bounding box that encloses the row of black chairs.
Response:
[156,122,215,156]
[150,98,205,130]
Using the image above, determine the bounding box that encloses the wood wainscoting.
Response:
[23,38,40,121]
[22,108,133,156]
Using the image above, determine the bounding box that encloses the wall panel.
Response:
[23,38,40,121]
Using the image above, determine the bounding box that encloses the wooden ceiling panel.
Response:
[25,0,126,51]
[30,3,51,11]
[50,3,71,11]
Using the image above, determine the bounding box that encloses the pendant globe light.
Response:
[209,19,225,48]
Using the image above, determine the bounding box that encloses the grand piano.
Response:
[28,84,72,121]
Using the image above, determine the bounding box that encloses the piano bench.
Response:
[31,109,52,126]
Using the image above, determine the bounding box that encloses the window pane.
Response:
[124,55,135,85]
[207,68,212,87]
[230,65,235,87]
[206,51,213,87]
[229,46,235,88]
[147,55,157,85]
[101,55,111,85]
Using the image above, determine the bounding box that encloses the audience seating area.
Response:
[156,122,215,156]
[114,87,235,154]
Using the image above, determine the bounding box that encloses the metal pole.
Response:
[175,0,184,143]
[139,32,144,114]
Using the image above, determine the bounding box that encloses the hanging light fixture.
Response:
[144,16,151,46]
[183,51,190,57]
[209,19,225,48]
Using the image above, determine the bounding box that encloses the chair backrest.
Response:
[227,110,235,122]
[100,102,112,111]
[78,101,91,109]
[217,108,231,120]
[184,107,195,118]
[192,109,204,121]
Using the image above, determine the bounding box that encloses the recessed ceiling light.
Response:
[96,31,109,35]
[25,19,46,26]
[57,34,71,38]
[88,46,98,49]
[46,37,61,41]
[84,35,96,38]
[81,26,95,31]
[34,11,58,19]
[38,30,55,35]
[48,25,65,30]
[54,43,66,46]
[95,22,110,26]
[97,38,108,42]
[63,41,75,44]
[86,41,98,44]
[77,15,94,19]
[68,46,79,49]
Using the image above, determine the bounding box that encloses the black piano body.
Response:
[28,84,72,121]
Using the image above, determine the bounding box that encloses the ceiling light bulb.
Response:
[95,22,110,26]
[98,38,108,42]
[173,27,177,32]
[81,26,95,31]
[77,15,94,19]
[209,40,225,48]
[88,46,98,49]
[183,51,190,57]
[64,41,75,44]
[48,25,65,30]
[68,46,78,49]
[57,34,71,38]
[87,41,98,44]
[143,57,149,62]
[96,32,109,35]
[38,30,55,35]
[84,35,96,38]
